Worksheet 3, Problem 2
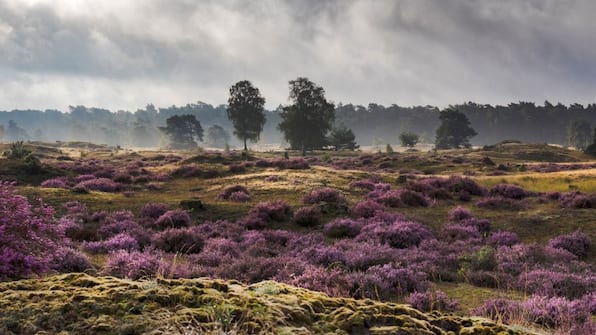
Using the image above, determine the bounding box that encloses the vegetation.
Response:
[328,123,359,150]
[278,77,335,155]
[435,108,477,149]
[226,80,266,151]
[205,124,230,148]
[567,119,593,150]
[159,115,204,150]
[399,132,420,148]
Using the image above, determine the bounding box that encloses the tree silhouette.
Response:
[399,132,420,148]
[328,124,358,150]
[205,124,230,148]
[567,120,592,150]
[435,108,477,149]
[159,115,203,150]
[278,77,335,155]
[227,80,266,151]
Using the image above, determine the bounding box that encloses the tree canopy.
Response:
[227,80,266,151]
[435,108,477,149]
[399,132,420,148]
[328,124,358,150]
[278,77,335,155]
[567,120,592,150]
[205,124,230,148]
[159,115,204,150]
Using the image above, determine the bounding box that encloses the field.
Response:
[0,141,594,335]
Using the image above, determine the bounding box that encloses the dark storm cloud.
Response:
[0,0,595,111]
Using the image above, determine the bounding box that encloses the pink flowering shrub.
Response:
[324,218,363,238]
[548,231,592,258]
[448,206,474,222]
[559,191,595,208]
[357,219,433,249]
[303,187,346,205]
[101,250,163,280]
[229,191,251,202]
[139,202,169,220]
[218,185,250,200]
[154,209,192,230]
[75,178,123,192]
[293,206,322,227]
[351,200,385,218]
[0,182,66,280]
[488,231,520,247]
[82,233,139,254]
[406,290,459,312]
[490,183,531,199]
[75,174,97,183]
[40,178,70,189]
[151,227,204,254]
[476,196,529,211]
[241,201,292,229]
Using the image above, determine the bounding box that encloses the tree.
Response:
[5,120,29,141]
[227,80,266,151]
[278,77,335,155]
[584,128,596,156]
[205,124,230,148]
[567,120,592,150]
[399,132,420,148]
[435,108,477,149]
[158,115,204,150]
[328,124,358,150]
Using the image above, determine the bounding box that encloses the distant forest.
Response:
[1,101,595,148]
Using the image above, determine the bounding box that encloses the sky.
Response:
[1,0,596,111]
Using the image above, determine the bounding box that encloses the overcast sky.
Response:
[1,0,596,111]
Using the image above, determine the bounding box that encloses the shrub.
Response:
[75,178,123,192]
[351,264,430,299]
[151,227,204,254]
[229,191,251,202]
[49,247,93,273]
[82,233,139,254]
[323,218,363,238]
[349,179,376,191]
[548,231,591,258]
[490,183,531,199]
[399,190,431,207]
[559,191,595,208]
[488,231,520,247]
[218,185,249,200]
[520,269,595,299]
[358,219,433,249]
[522,295,592,328]
[139,202,169,219]
[472,298,521,324]
[242,201,292,229]
[351,200,385,218]
[40,178,70,189]
[293,206,322,227]
[171,164,203,178]
[0,182,65,280]
[406,290,459,312]
[303,187,346,205]
[101,250,163,280]
[154,210,192,230]
[448,206,474,222]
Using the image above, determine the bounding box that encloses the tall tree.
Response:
[278,77,335,155]
[435,108,477,149]
[399,132,420,148]
[567,120,592,150]
[227,80,266,151]
[328,123,358,150]
[158,115,204,150]
[205,124,230,148]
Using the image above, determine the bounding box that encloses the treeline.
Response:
[1,101,595,148]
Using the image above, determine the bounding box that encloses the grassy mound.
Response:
[0,273,532,335]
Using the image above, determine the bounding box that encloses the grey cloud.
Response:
[1,0,596,111]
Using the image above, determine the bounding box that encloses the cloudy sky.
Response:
[1,0,596,111]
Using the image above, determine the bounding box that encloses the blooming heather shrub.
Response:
[75,178,123,192]
[448,206,474,222]
[357,219,433,249]
[324,218,363,238]
[351,264,430,299]
[171,164,203,178]
[229,191,251,202]
[193,220,244,241]
[460,217,491,235]
[63,201,89,218]
[41,178,70,189]
[272,158,310,170]
[490,183,531,199]
[101,250,163,280]
[113,172,133,184]
[559,191,595,208]
[398,190,431,207]
[447,176,487,196]
[151,227,204,254]
[406,290,459,312]
[488,231,520,247]
[293,206,322,227]
[49,247,93,273]
[289,266,351,297]
[75,174,97,183]
[351,199,385,218]
[154,209,192,230]
[216,256,291,283]
[97,217,143,240]
[548,231,592,258]
[0,182,65,280]
[332,240,397,271]
[139,202,169,220]
[218,185,250,200]
[375,190,402,207]
[82,233,139,254]
[520,269,595,299]
[472,298,521,324]
[303,187,346,205]
[475,196,528,210]
[522,295,592,328]
[349,179,376,191]
[442,224,482,242]
[242,201,292,229]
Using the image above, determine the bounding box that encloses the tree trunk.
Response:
[244,138,247,152]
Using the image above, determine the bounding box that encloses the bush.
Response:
[151,227,204,254]
[75,178,123,192]
[229,191,251,202]
[476,196,529,211]
[218,185,250,200]
[548,231,592,258]
[406,290,459,312]
[101,250,163,280]
[490,183,531,199]
[0,182,65,280]
[82,233,139,254]
[49,247,93,273]
[559,191,595,208]
[399,190,431,207]
[351,200,385,218]
[139,202,169,219]
[323,218,363,238]
[293,206,322,227]
[242,201,292,229]
[154,210,192,230]
[488,231,519,247]
[448,206,473,222]
[357,219,433,249]
[40,178,70,189]
[303,187,346,205]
